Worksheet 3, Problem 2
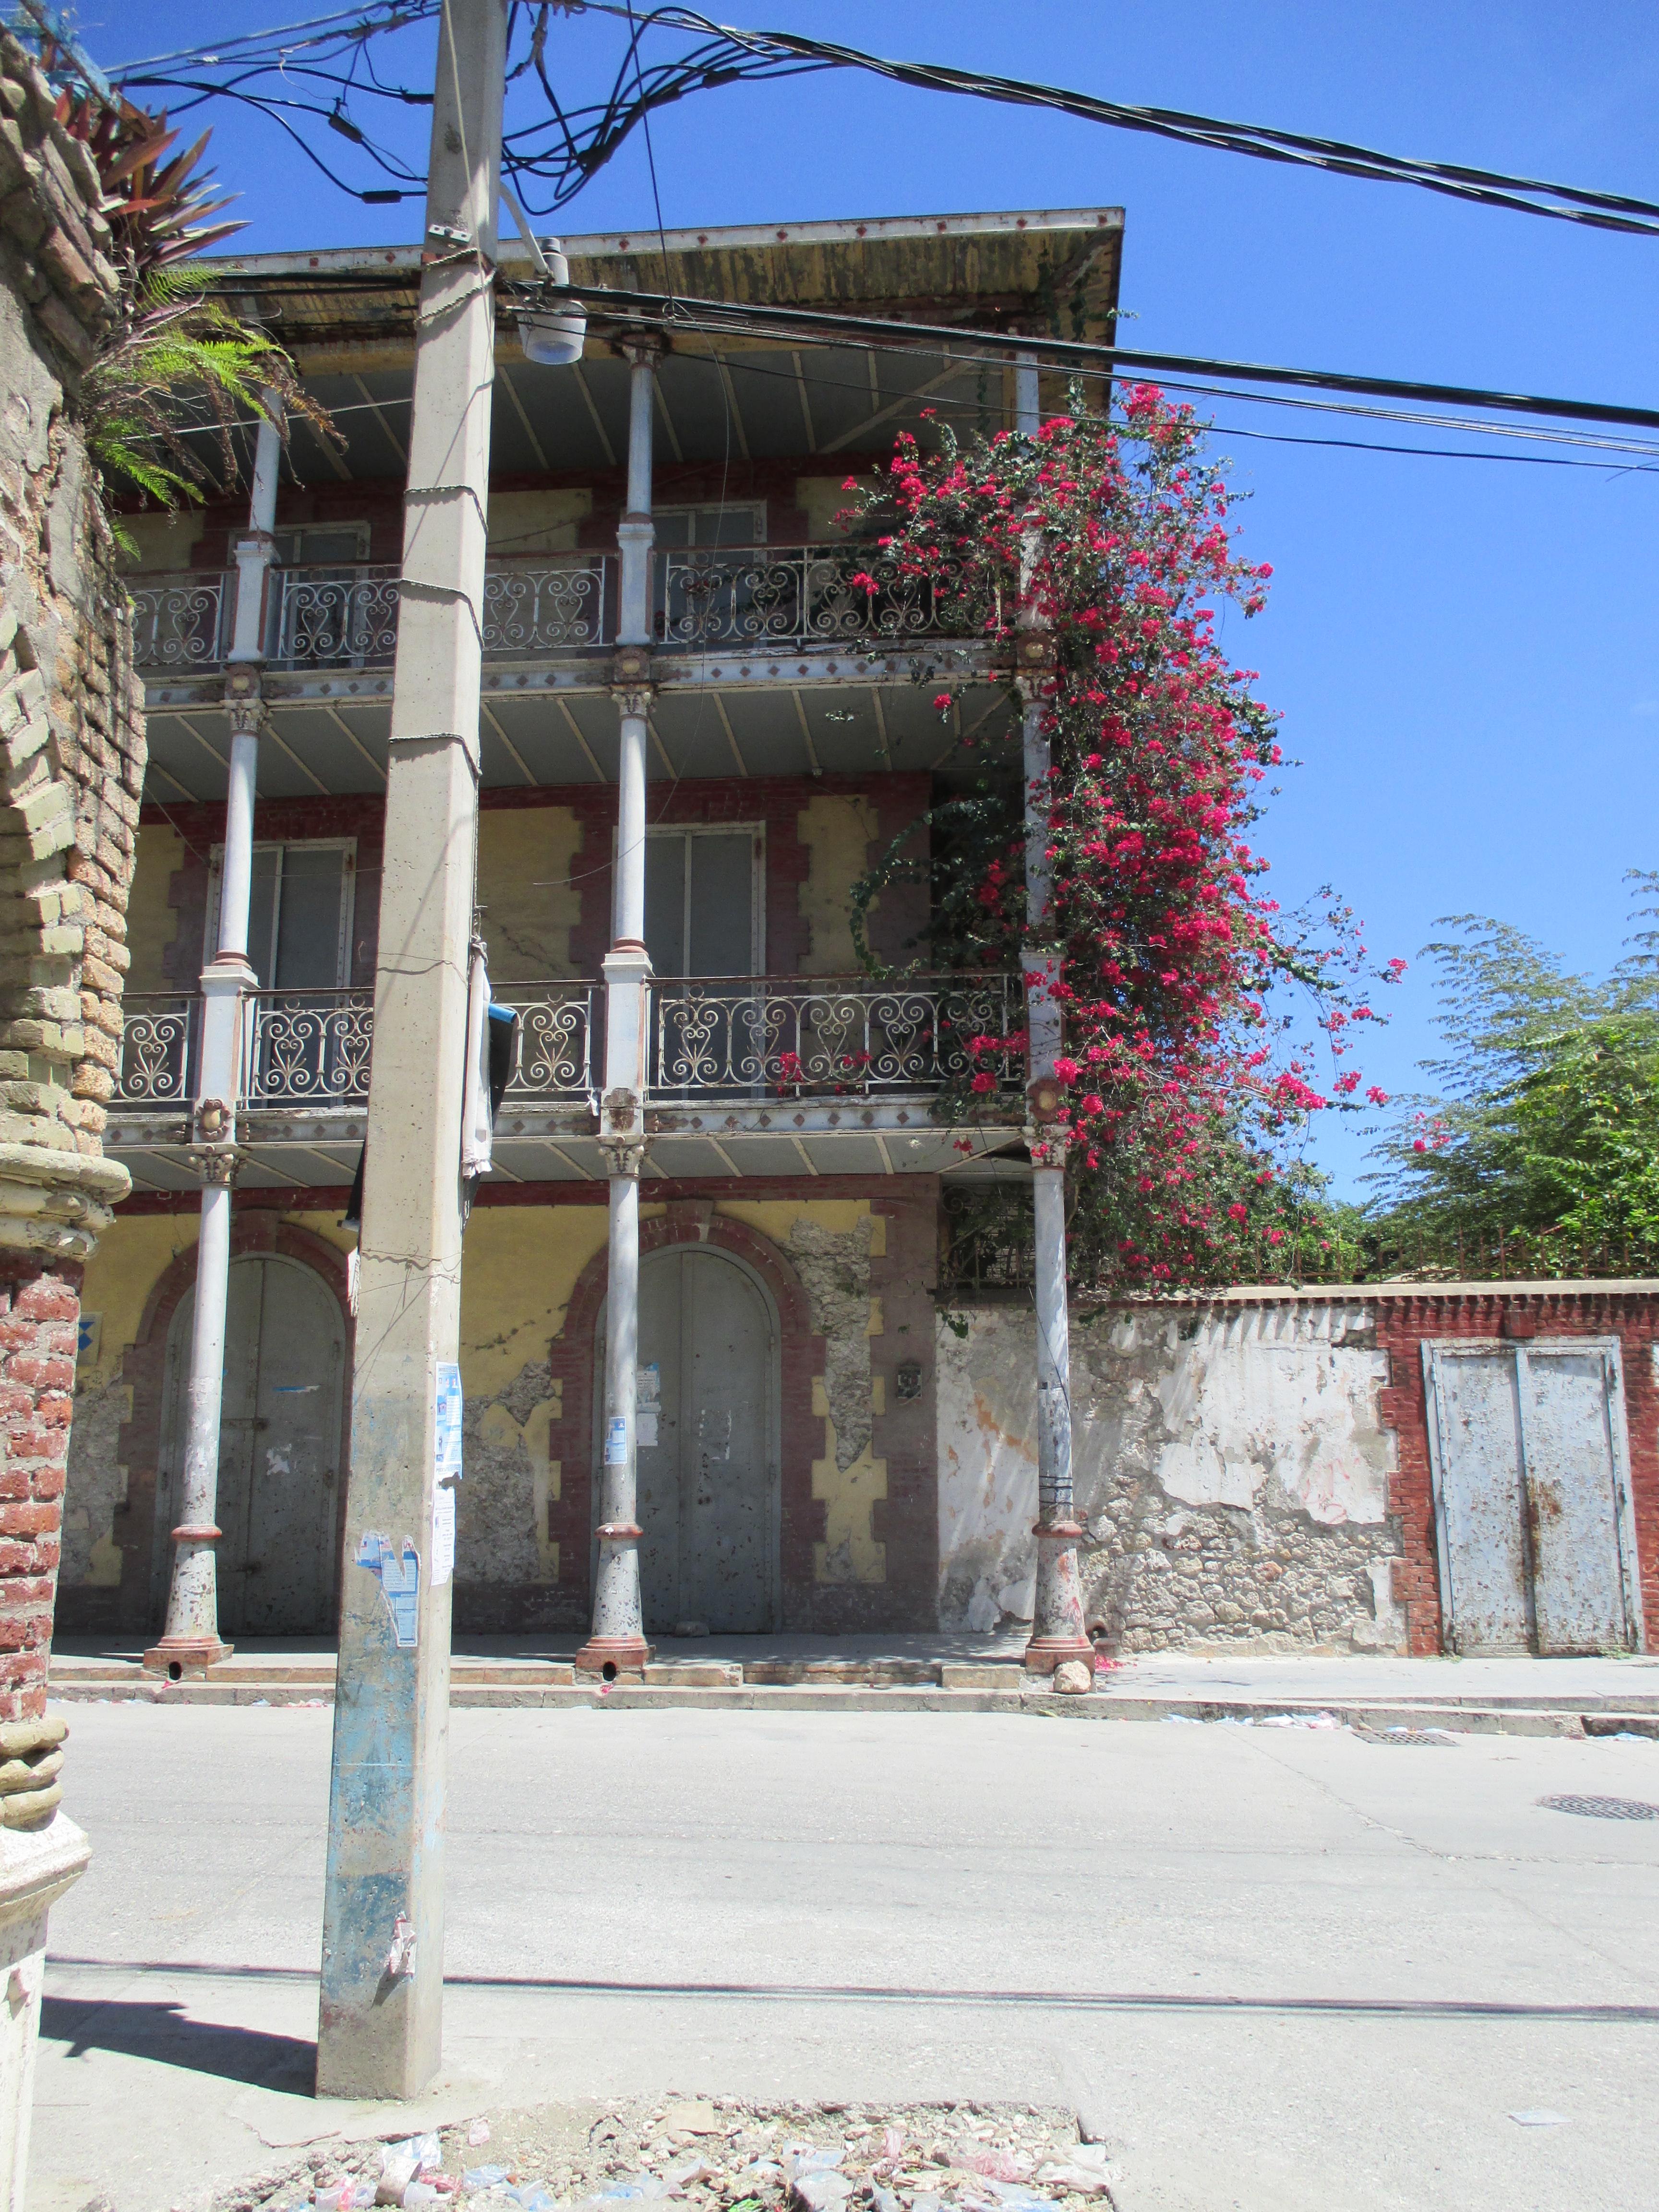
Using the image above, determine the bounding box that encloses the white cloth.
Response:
[460,940,493,1179]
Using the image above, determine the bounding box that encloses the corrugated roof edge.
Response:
[207,205,1124,280]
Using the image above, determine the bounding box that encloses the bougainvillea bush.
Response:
[848,385,1401,1289]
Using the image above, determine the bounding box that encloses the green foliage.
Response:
[1365,874,1659,1264]
[81,264,302,529]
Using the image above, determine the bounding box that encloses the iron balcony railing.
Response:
[113,983,601,1116]
[649,974,1024,1101]
[112,975,1022,1122]
[128,545,971,674]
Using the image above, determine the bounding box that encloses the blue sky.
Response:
[101,2,1659,1196]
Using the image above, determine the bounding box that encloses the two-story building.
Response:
[57,207,1124,1651]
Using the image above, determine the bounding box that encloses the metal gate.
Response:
[596,1247,780,1634]
[1423,1337,1645,1654]
[156,1255,346,1635]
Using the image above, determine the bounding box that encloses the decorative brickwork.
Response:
[0,30,145,1725]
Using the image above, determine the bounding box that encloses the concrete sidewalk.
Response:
[33,1701,1659,2212]
[45,1636,1659,1733]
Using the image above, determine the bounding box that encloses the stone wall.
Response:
[939,1299,1406,1655]
[0,31,143,1719]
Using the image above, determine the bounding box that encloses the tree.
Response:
[846,387,1397,1288]
[1364,876,1659,1266]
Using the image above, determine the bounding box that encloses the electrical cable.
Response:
[505,277,1659,434]
[90,0,1659,240]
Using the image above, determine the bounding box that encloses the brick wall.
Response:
[1375,1286,1659,1656]
[0,31,145,1722]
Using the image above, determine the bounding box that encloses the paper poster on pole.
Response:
[435,1360,463,1482]
[604,1416,628,1466]
[431,1482,456,1587]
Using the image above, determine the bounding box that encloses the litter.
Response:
[1258,1711,1340,1730]
[1508,2111,1570,2127]
[1034,2146,1118,2196]
[1163,1714,1202,1725]
[464,2172,508,2192]
[468,2123,492,2149]
[784,2147,846,2176]
[950,2151,1032,2182]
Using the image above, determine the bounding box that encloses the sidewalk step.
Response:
[41,1671,1659,1736]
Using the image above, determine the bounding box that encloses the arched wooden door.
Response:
[597,1246,780,1634]
[158,1255,346,1635]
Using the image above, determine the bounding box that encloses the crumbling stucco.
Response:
[789,1213,887,1584]
[938,1301,1407,1653]
[457,1358,561,1587]
[61,1370,126,1586]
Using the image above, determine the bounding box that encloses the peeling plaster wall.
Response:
[123,822,181,993]
[476,807,582,979]
[938,1301,1407,1653]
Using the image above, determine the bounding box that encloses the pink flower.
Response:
[1051,1057,1080,1083]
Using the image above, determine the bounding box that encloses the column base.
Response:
[142,1636,233,1679]
[1022,1635,1097,1675]
[573,1635,653,1681]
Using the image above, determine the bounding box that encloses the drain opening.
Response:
[1538,1793,1659,1821]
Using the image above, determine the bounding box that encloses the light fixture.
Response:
[503,183,587,366]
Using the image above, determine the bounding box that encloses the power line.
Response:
[514,278,1659,434]
[89,0,1659,241]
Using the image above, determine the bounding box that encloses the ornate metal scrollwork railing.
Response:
[242,990,376,1107]
[127,574,230,671]
[112,994,198,1106]
[656,545,966,649]
[130,545,973,676]
[495,981,599,1104]
[114,983,602,1119]
[649,974,1023,1100]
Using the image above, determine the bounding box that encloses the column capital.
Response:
[223,666,265,733]
[615,329,666,364]
[187,1144,243,1189]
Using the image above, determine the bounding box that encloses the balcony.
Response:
[106,975,1024,1186]
[127,545,974,678]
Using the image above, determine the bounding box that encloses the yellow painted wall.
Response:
[477,808,583,978]
[76,1214,199,1388]
[125,824,184,995]
[795,476,864,540]
[119,509,206,574]
[716,1197,885,1256]
[486,487,593,555]
[796,794,877,974]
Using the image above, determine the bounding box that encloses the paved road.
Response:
[34,1702,1659,2212]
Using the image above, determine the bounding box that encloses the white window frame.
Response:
[653,502,768,549]
[636,821,766,977]
[205,837,359,989]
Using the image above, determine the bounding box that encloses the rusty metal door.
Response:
[161,1257,344,1636]
[599,1247,778,1634]
[677,1250,773,1633]
[1424,1339,1644,1655]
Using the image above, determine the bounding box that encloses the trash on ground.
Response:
[468,2124,493,2150]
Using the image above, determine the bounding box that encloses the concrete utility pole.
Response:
[316,0,506,2098]
[577,338,658,1677]
[1014,353,1092,1676]
[145,398,283,1676]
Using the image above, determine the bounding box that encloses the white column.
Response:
[317,0,505,2099]
[144,412,283,1675]
[579,342,657,1675]
[1015,350,1091,1674]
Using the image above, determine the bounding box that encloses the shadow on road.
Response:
[41,1995,316,2092]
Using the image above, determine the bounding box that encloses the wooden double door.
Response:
[598,1247,780,1634]
[159,1255,346,1635]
